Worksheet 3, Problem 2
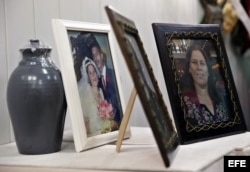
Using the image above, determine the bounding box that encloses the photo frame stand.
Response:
[116,87,137,152]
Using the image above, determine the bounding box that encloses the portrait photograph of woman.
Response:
[171,39,232,128]
[152,23,246,144]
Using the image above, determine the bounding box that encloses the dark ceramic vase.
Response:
[7,39,67,154]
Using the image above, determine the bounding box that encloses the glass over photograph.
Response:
[171,39,232,128]
[67,31,123,137]
[152,23,246,144]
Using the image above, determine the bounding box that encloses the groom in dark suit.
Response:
[91,42,122,131]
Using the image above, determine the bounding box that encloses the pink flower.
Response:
[98,100,113,119]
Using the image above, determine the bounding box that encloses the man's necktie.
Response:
[102,75,106,91]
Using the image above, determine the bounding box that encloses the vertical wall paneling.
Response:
[34,0,60,65]
[4,0,36,143]
[0,0,11,144]
[81,0,101,23]
[60,0,82,21]
[5,0,35,71]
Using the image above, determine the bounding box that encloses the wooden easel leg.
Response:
[116,87,137,152]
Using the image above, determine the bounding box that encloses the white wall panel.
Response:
[34,0,60,66]
[5,0,35,72]
[60,0,82,21]
[4,0,35,143]
[0,0,11,144]
[81,0,101,23]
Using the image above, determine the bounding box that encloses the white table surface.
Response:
[0,127,250,172]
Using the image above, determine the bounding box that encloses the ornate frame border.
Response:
[153,23,246,144]
[106,6,179,167]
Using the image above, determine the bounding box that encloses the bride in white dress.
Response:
[78,57,104,137]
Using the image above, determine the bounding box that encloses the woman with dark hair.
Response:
[181,44,230,126]
[78,57,116,136]
[78,57,104,136]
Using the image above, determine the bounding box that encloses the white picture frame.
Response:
[52,19,130,152]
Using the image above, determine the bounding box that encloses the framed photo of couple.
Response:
[152,23,246,144]
[52,19,130,152]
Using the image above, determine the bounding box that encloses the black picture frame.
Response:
[152,23,246,144]
[105,6,179,167]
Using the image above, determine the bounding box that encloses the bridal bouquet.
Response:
[98,100,113,119]
[98,100,113,133]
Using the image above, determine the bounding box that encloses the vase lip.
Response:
[20,39,52,53]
